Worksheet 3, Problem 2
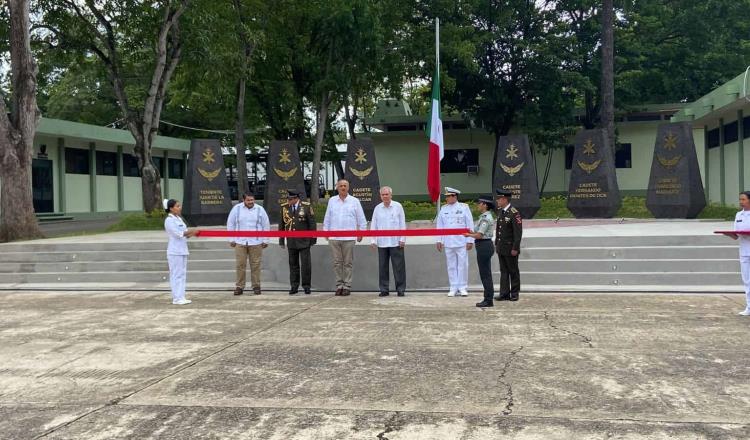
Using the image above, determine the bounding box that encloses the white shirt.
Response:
[164,214,189,256]
[370,201,406,248]
[323,194,367,241]
[227,203,271,246]
[436,201,475,247]
[734,210,750,256]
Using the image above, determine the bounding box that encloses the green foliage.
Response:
[106,210,167,232]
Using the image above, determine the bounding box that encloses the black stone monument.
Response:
[265,140,307,225]
[646,122,706,218]
[182,139,233,226]
[493,134,541,219]
[566,129,622,218]
[343,138,380,220]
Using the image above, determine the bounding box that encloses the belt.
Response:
[475,238,492,242]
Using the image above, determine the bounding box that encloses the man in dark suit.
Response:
[494,189,523,301]
[279,189,317,295]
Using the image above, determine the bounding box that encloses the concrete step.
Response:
[505,271,741,286]
[0,269,275,284]
[0,246,739,263]
[517,259,740,272]
[0,259,259,273]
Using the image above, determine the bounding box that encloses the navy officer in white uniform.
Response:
[164,199,197,305]
[436,187,475,296]
[721,191,750,315]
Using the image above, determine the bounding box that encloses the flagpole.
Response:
[435,17,441,221]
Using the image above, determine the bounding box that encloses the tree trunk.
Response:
[133,134,163,213]
[0,0,42,242]
[235,75,248,200]
[310,93,331,205]
[600,0,615,151]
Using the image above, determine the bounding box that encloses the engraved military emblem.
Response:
[349,148,373,180]
[663,132,678,150]
[274,148,298,181]
[577,139,601,174]
[657,132,682,171]
[657,154,682,171]
[501,162,525,177]
[500,144,524,176]
[198,148,221,181]
[506,144,519,160]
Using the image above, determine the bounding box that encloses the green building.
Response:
[19,117,190,219]
[364,99,704,201]
[672,70,750,204]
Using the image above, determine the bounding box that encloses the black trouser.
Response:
[288,247,311,290]
[378,246,406,294]
[475,239,495,301]
[498,253,520,299]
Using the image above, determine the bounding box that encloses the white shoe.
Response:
[447,289,457,297]
[459,288,469,297]
[739,309,750,316]
[173,299,192,305]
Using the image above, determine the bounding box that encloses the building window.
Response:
[564,145,574,170]
[168,158,185,179]
[743,116,750,140]
[152,156,165,177]
[96,151,118,176]
[440,149,479,173]
[386,124,418,132]
[615,143,632,168]
[123,154,140,177]
[625,114,661,122]
[707,128,720,149]
[724,120,739,144]
[65,148,90,174]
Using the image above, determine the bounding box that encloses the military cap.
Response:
[478,194,495,209]
[287,189,300,198]
[444,186,461,195]
[495,189,513,198]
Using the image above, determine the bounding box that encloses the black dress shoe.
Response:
[509,296,519,301]
[342,289,351,296]
[397,292,405,297]
[378,292,389,297]
[289,289,298,295]
[304,288,311,295]
[234,288,244,296]
[476,300,494,307]
[495,295,510,301]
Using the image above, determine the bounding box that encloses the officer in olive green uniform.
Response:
[279,190,317,295]
[464,195,496,307]
[494,189,523,301]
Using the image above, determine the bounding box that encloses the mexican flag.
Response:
[426,63,443,203]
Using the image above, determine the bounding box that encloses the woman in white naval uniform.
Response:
[164,199,197,305]
[436,187,475,296]
[722,191,750,315]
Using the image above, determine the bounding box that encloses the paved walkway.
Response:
[1,290,748,439]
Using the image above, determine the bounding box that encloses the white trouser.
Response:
[740,256,750,309]
[444,246,468,290]
[168,254,188,302]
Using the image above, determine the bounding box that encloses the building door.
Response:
[32,158,54,213]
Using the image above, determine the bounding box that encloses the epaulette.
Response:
[510,207,519,213]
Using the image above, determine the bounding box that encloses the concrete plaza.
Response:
[1,290,749,439]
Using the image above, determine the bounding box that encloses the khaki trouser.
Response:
[235,244,263,289]
[329,240,355,289]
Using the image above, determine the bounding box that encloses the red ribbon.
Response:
[196,228,470,238]
[715,230,750,235]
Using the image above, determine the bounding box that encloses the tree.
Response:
[0,0,43,242]
[40,0,190,212]
[600,0,615,150]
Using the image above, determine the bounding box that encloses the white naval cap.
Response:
[443,186,460,195]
